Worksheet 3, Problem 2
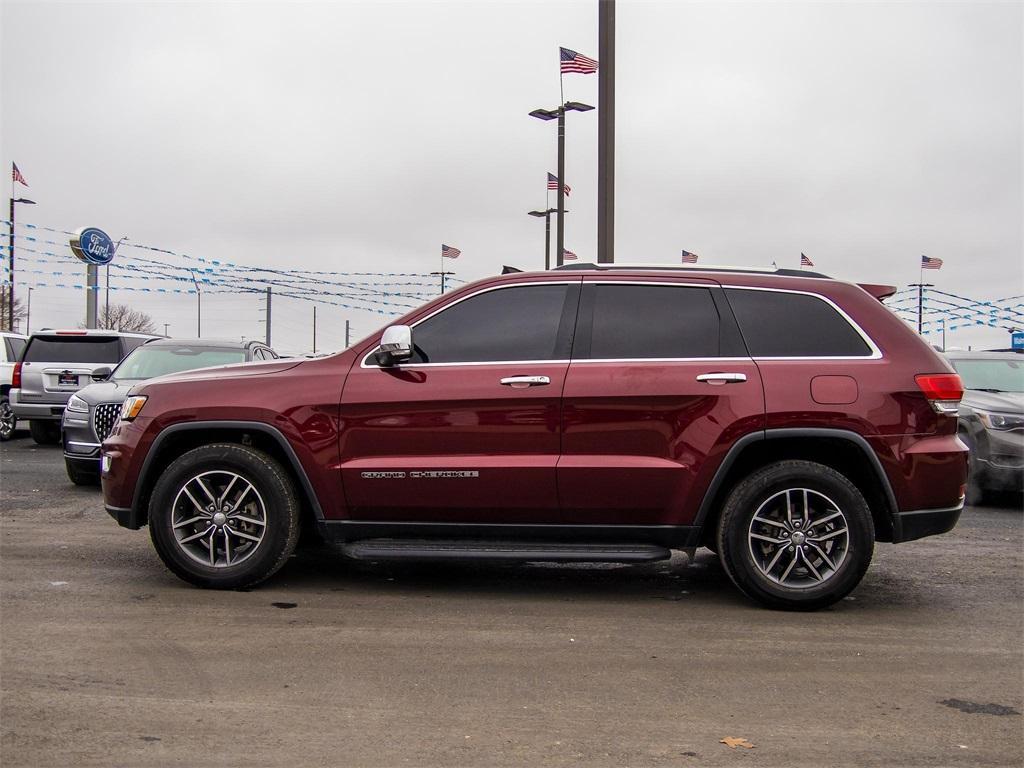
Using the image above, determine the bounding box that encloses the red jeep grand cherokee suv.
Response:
[101,264,968,610]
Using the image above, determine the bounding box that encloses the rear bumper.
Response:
[10,392,65,420]
[891,502,964,543]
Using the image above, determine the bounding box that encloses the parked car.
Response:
[0,331,28,441]
[63,338,278,485]
[945,350,1024,503]
[101,263,968,610]
[11,330,156,445]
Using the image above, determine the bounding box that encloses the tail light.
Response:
[916,373,964,415]
[11,362,21,389]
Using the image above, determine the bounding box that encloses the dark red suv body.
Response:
[101,265,968,609]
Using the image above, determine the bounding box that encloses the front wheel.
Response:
[29,420,60,445]
[65,459,100,486]
[0,397,16,441]
[148,443,301,589]
[716,460,875,611]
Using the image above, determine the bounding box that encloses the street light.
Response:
[529,101,593,267]
[528,207,569,271]
[7,197,36,331]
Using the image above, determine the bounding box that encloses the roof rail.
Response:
[551,262,832,279]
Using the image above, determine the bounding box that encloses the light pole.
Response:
[25,287,32,334]
[529,101,593,267]
[528,208,568,271]
[7,197,35,330]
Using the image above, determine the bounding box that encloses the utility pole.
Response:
[265,286,272,347]
[910,282,934,335]
[190,270,202,337]
[597,0,616,263]
[312,305,317,354]
[345,319,350,348]
[25,287,31,334]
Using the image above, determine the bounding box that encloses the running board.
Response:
[340,539,672,563]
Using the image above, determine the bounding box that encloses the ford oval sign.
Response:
[70,227,116,266]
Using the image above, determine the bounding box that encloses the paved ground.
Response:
[1,433,1022,768]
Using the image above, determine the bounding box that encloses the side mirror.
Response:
[91,367,112,382]
[374,325,413,366]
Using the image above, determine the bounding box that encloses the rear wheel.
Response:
[0,397,16,441]
[29,420,60,445]
[148,443,301,589]
[717,460,875,611]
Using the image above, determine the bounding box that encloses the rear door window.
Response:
[725,289,872,357]
[23,336,124,364]
[578,284,722,359]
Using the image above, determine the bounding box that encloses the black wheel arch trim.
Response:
[693,427,899,534]
[129,420,325,528]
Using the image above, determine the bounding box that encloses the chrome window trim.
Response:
[359,278,883,369]
[360,280,580,369]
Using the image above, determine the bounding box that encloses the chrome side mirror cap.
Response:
[375,325,413,366]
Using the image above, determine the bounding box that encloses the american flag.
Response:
[560,47,598,75]
[547,172,570,196]
[562,249,578,261]
[800,253,814,267]
[681,250,698,264]
[12,163,28,187]
[441,244,461,259]
[921,255,943,270]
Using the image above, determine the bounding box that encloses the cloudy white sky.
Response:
[2,0,1021,353]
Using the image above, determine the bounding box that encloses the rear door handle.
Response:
[500,375,551,388]
[696,372,747,384]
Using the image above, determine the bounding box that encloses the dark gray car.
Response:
[62,338,277,485]
[945,351,1024,503]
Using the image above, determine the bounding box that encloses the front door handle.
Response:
[696,372,748,384]
[500,375,551,388]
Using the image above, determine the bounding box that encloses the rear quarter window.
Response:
[725,289,872,358]
[23,337,125,364]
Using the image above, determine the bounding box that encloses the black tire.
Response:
[716,460,875,611]
[0,396,16,441]
[29,420,60,445]
[65,459,100,486]
[148,443,301,589]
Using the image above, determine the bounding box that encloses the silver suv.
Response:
[11,330,155,445]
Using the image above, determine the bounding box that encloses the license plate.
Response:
[58,373,78,386]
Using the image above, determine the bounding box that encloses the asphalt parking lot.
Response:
[1,433,1022,768]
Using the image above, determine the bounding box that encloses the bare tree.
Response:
[86,303,157,334]
[0,287,26,333]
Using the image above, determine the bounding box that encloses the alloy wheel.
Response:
[171,470,267,568]
[747,487,850,589]
[0,400,15,440]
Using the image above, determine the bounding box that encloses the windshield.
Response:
[112,346,246,381]
[950,358,1024,393]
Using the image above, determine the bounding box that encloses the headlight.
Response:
[977,410,1024,431]
[66,394,89,413]
[120,396,148,421]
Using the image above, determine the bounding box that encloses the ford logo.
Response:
[70,227,116,266]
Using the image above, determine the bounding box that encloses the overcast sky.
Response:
[2,0,1021,353]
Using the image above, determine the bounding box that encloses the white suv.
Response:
[0,331,28,440]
